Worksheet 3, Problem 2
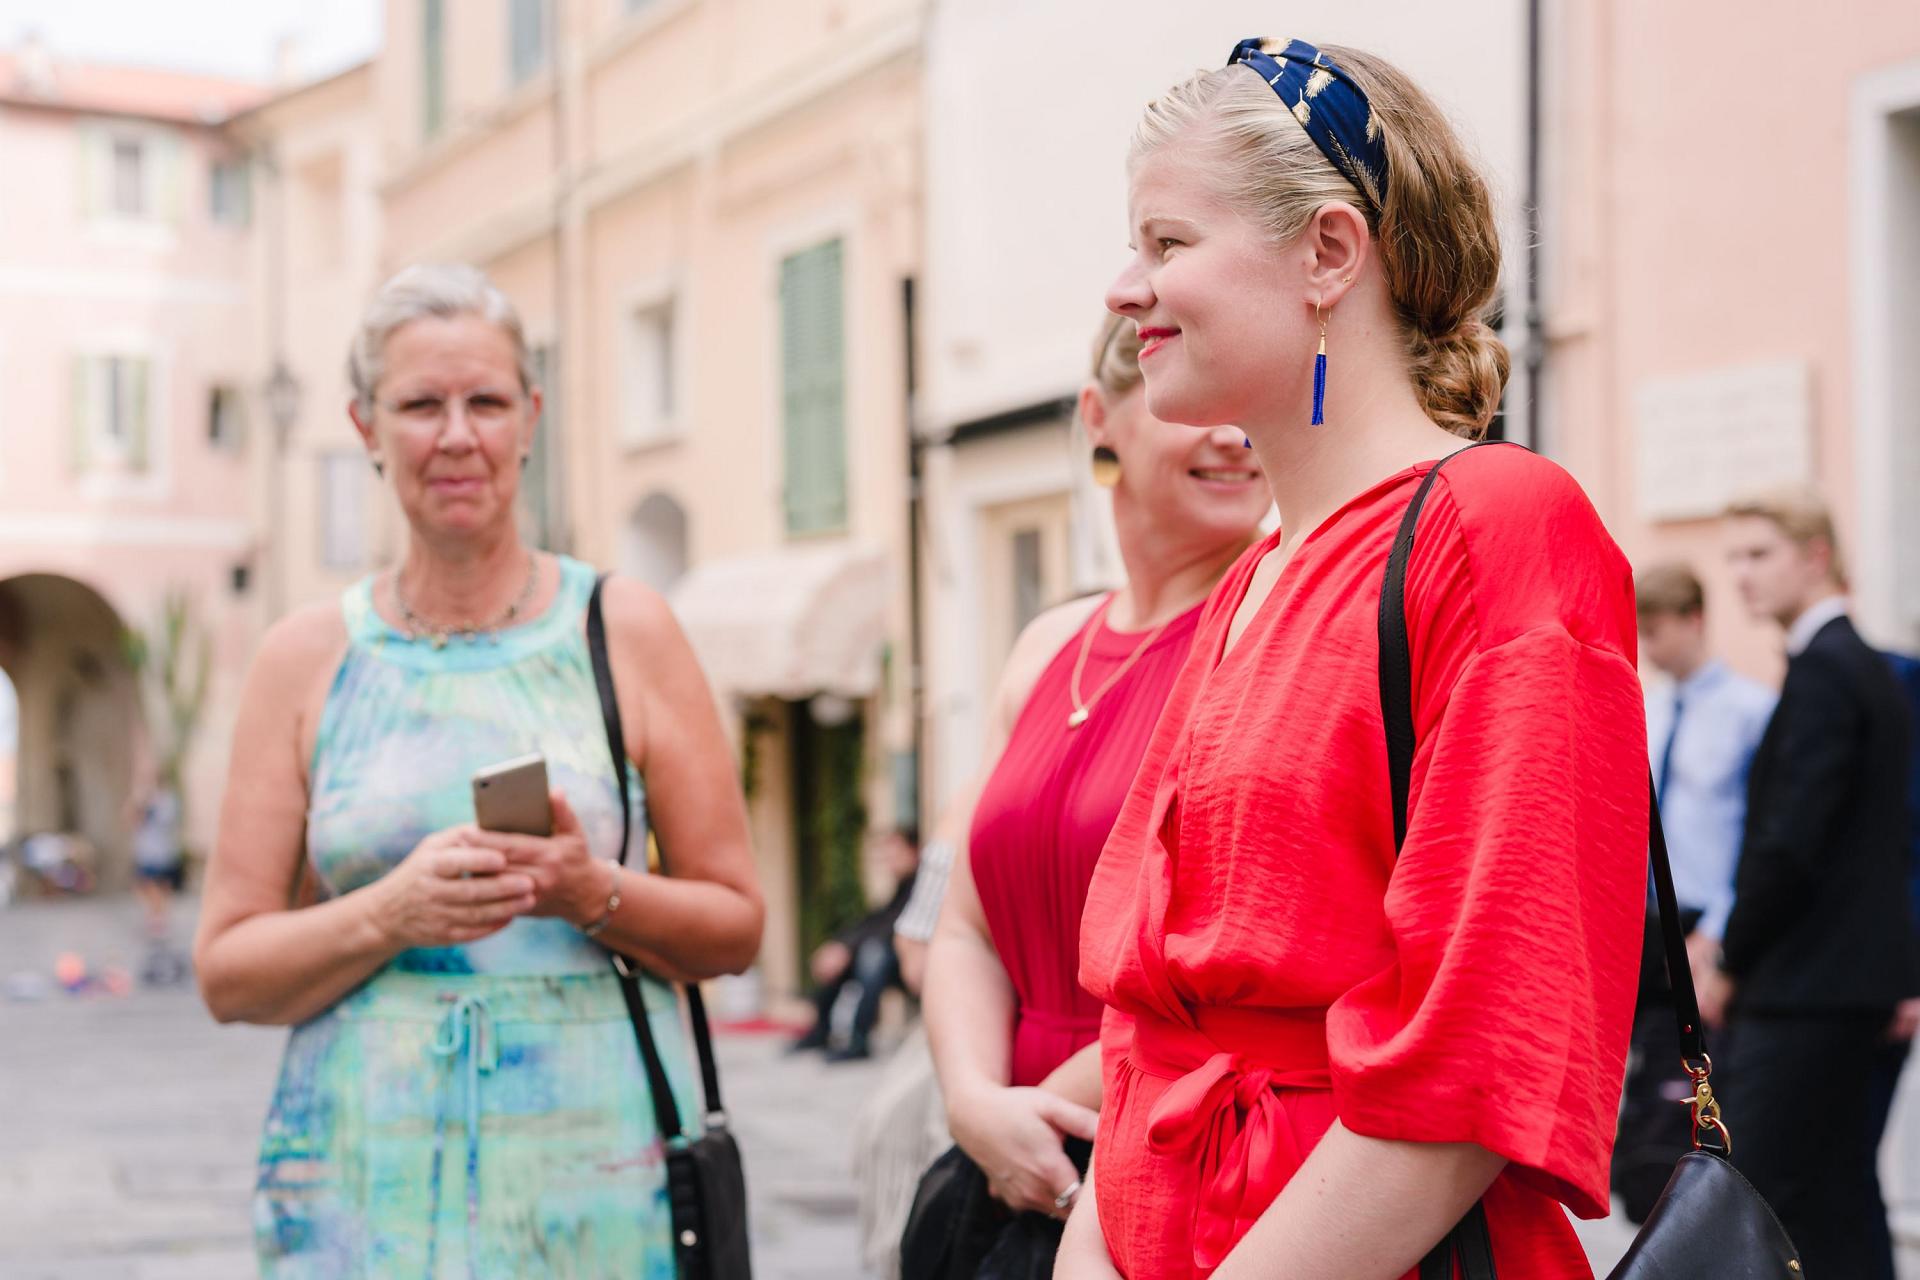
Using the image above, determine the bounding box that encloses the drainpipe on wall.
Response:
[903,277,926,834]
[257,142,298,624]
[547,6,573,554]
[1524,0,1547,453]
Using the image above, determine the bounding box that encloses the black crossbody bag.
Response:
[1381,445,1802,1280]
[587,576,753,1280]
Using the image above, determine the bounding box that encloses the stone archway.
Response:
[0,574,143,890]
[620,491,690,593]
[0,664,15,846]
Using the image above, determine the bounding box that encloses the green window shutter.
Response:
[780,238,847,536]
[70,357,93,473]
[423,0,447,138]
[128,359,151,471]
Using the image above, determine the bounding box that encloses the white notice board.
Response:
[1634,360,1814,523]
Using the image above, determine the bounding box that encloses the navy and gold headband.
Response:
[1226,38,1388,206]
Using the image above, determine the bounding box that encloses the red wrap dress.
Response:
[1079,448,1648,1279]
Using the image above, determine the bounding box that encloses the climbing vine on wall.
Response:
[795,707,868,973]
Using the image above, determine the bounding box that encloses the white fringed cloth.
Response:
[851,1021,952,1279]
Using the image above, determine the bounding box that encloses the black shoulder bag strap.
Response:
[1380,444,1709,1280]
[588,575,728,1143]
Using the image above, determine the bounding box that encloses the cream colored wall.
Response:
[1547,2,1920,684]
[919,0,1529,435]
[920,420,1084,811]
[239,66,390,617]
[0,96,264,869]
[581,60,920,565]
[915,2,1529,820]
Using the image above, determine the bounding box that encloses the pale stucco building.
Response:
[1545,2,1920,683]
[372,0,924,1004]
[914,2,1534,815]
[0,43,267,885]
[227,61,389,622]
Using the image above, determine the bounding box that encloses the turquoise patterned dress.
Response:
[255,556,695,1278]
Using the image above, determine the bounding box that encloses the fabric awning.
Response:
[667,541,888,700]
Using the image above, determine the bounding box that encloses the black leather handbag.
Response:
[588,576,753,1280]
[900,1138,1094,1280]
[1379,445,1803,1280]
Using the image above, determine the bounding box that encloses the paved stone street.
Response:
[7,894,1920,1278]
[0,895,884,1279]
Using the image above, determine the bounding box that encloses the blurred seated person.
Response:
[792,825,920,1062]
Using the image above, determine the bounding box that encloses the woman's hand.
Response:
[468,791,609,924]
[1054,1164,1122,1278]
[948,1084,1098,1218]
[365,831,536,948]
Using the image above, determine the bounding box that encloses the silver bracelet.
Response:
[580,865,622,938]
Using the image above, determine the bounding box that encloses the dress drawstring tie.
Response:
[428,992,499,1277]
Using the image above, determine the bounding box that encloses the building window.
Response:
[110,138,146,218]
[779,238,847,536]
[71,355,151,473]
[621,492,690,592]
[423,0,446,138]
[209,158,250,226]
[100,357,140,453]
[508,0,549,87]
[1011,527,1044,642]
[319,453,368,570]
[207,385,242,451]
[622,298,676,447]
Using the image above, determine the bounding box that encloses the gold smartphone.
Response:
[472,753,553,837]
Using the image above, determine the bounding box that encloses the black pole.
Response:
[902,277,925,833]
[1524,0,1546,453]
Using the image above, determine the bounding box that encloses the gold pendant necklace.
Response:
[1067,596,1173,729]
[393,552,540,649]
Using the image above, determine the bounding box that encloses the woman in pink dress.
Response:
[921,314,1270,1268]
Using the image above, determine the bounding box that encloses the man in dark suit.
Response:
[1703,490,1917,1280]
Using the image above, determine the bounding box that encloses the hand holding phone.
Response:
[472,753,554,837]
[467,763,601,924]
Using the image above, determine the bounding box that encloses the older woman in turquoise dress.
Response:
[194,263,764,1277]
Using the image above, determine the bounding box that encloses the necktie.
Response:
[1656,691,1685,798]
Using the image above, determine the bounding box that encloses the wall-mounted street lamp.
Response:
[264,360,301,447]
[262,360,301,619]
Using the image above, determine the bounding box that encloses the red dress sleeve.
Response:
[1324,453,1648,1220]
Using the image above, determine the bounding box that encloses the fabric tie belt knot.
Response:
[1142,1047,1332,1272]
[429,992,500,1278]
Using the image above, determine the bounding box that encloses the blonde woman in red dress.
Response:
[1058,40,1647,1280]
[920,314,1269,1272]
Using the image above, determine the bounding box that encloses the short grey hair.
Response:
[347,263,536,414]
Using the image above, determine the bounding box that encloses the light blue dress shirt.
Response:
[1646,660,1777,940]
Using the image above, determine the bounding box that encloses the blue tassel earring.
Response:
[1311,302,1328,426]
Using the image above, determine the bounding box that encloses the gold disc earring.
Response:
[1091,446,1121,488]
